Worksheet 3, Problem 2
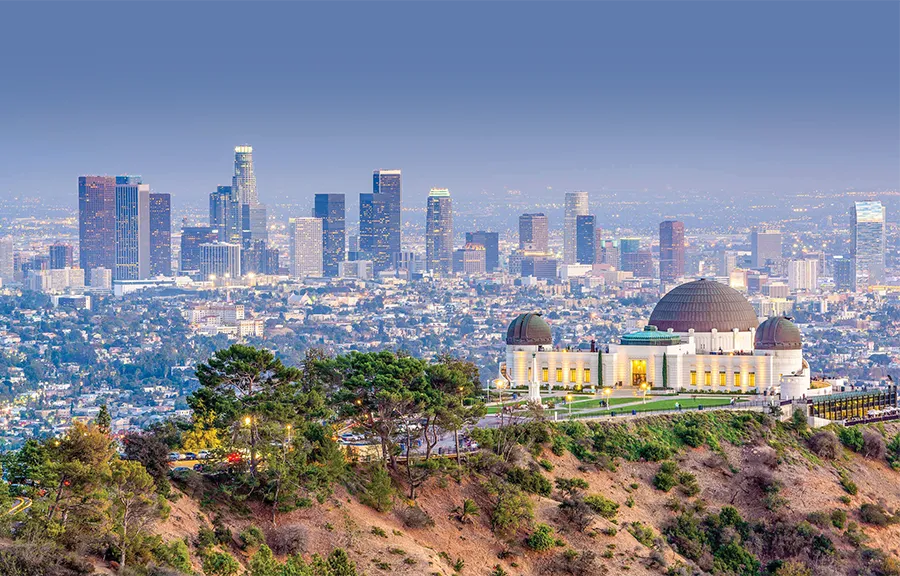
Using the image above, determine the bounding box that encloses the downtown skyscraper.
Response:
[115,176,150,281]
[659,220,685,283]
[149,193,172,276]
[360,169,402,272]
[289,217,323,278]
[210,185,241,245]
[750,229,782,269]
[563,191,589,264]
[465,231,499,272]
[851,200,886,290]
[314,193,346,277]
[233,145,267,248]
[519,213,549,252]
[425,188,453,275]
[575,215,596,265]
[78,176,117,283]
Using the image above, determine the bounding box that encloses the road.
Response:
[6,497,32,516]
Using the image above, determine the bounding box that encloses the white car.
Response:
[197,450,210,460]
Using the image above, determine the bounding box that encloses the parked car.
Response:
[197,450,210,460]
[167,452,181,461]
[183,452,198,461]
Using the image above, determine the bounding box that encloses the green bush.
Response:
[653,461,679,492]
[360,465,394,513]
[203,551,240,576]
[806,511,830,528]
[639,441,672,461]
[831,509,847,530]
[240,525,265,550]
[538,458,555,471]
[584,494,619,520]
[838,427,864,453]
[859,503,895,527]
[507,467,552,497]
[152,539,192,573]
[525,523,558,551]
[674,418,708,448]
[839,471,858,496]
[626,522,657,548]
[485,480,534,539]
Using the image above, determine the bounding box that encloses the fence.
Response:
[558,400,776,421]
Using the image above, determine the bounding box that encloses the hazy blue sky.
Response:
[0,2,897,209]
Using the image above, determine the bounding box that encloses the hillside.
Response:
[148,414,900,576]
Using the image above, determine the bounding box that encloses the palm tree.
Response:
[452,498,480,524]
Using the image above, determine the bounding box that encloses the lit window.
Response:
[719,372,726,386]
[542,367,549,383]
[584,368,591,383]
[690,371,697,385]
[556,368,563,382]
[734,372,741,387]
[569,368,577,383]
[749,372,756,387]
[704,371,711,386]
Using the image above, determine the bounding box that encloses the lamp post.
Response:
[640,382,649,404]
[603,386,612,408]
[566,393,573,418]
[493,378,507,426]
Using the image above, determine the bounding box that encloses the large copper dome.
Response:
[755,315,802,350]
[506,313,552,346]
[648,279,759,333]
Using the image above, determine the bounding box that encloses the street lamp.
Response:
[639,382,649,404]
[243,415,252,426]
[493,378,507,425]
[566,393,573,418]
[602,386,612,408]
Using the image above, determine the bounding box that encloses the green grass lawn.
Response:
[563,397,641,410]
[574,397,740,418]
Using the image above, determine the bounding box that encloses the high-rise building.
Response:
[200,242,241,280]
[575,215,595,265]
[520,256,557,279]
[114,178,150,281]
[360,169,402,272]
[622,251,654,278]
[149,193,172,276]
[288,217,323,278]
[241,240,280,276]
[78,176,117,284]
[750,229,782,268]
[788,258,818,292]
[89,267,112,291]
[425,188,453,275]
[619,238,640,256]
[564,191,589,265]
[465,231,499,272]
[314,193,346,277]
[49,243,74,269]
[232,145,257,205]
[453,243,486,275]
[0,237,13,284]
[851,201,886,290]
[180,226,219,275]
[210,186,241,244]
[519,213,549,252]
[659,220,685,283]
[833,256,854,291]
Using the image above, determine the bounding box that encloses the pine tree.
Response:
[97,404,111,433]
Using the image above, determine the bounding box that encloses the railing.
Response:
[559,400,776,421]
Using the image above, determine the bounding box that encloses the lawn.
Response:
[574,397,741,418]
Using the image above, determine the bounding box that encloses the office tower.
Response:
[180,226,218,275]
[89,267,112,291]
[619,237,640,256]
[453,243,486,275]
[622,251,654,278]
[519,213,549,252]
[394,251,425,276]
[575,215,595,265]
[564,191,589,264]
[601,241,619,268]
[750,229,782,268]
[78,176,117,284]
[659,220,685,283]
[0,237,13,284]
[200,242,241,280]
[833,256,854,291]
[851,201,886,290]
[241,240,280,276]
[314,193,346,277]
[210,186,241,244]
[339,260,374,280]
[232,145,257,204]
[425,188,453,275]
[788,258,818,292]
[49,243,74,269]
[149,193,172,276]
[360,169,402,272]
[288,217,323,278]
[719,251,738,276]
[520,256,557,279]
[348,234,360,261]
[465,231,499,272]
[114,178,151,281]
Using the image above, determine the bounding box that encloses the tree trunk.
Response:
[406,427,415,500]
[120,512,128,570]
[454,429,461,483]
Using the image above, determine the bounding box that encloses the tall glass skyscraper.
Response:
[210,185,241,245]
[659,220,685,283]
[115,178,151,280]
[314,193,346,277]
[465,231,499,272]
[289,217,323,278]
[519,213,549,252]
[180,226,218,276]
[361,169,402,272]
[149,193,171,276]
[78,176,117,284]
[575,215,595,265]
[232,145,267,248]
[425,188,453,275]
[564,191,589,264]
[232,145,257,205]
[49,243,74,269]
[851,200,886,290]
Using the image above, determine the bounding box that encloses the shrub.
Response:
[267,524,307,556]
[371,527,387,538]
[584,494,619,520]
[485,479,534,539]
[525,524,558,551]
[538,458,555,471]
[239,526,265,550]
[554,477,589,498]
[398,505,435,529]
[360,465,394,513]
[507,467,552,497]
[202,552,240,576]
[839,471,858,496]
[639,441,672,461]
[806,511,830,528]
[674,418,708,448]
[838,427,864,453]
[678,471,700,497]
[831,509,847,529]
[791,409,808,433]
[249,545,279,576]
[152,539,192,573]
[862,430,886,459]
[808,431,841,459]
[559,496,594,532]
[859,503,895,527]
[774,561,812,576]
[654,461,679,492]
[626,522,657,548]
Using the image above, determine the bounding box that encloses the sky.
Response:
[0,2,898,211]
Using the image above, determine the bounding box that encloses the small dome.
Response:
[755,315,802,351]
[506,313,552,346]
[648,279,759,333]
